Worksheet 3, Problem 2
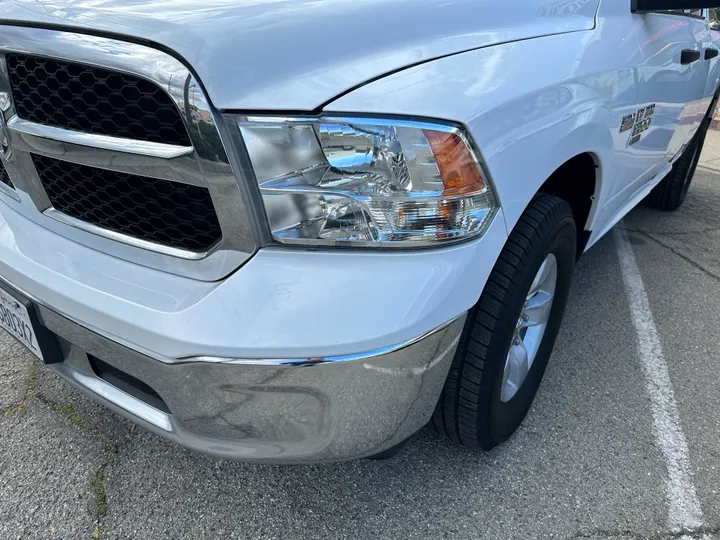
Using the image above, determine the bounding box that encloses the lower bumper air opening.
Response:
[88,355,171,414]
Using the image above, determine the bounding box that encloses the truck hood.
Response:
[0,0,598,111]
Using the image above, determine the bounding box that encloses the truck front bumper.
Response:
[0,200,507,462]
[32,300,465,463]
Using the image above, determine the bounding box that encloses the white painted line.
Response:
[614,227,704,532]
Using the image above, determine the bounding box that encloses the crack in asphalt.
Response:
[1,361,119,539]
[621,227,720,282]
[0,360,40,418]
[623,226,720,237]
[38,394,117,539]
[33,393,118,540]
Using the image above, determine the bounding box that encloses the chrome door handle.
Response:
[705,48,719,60]
[681,49,701,64]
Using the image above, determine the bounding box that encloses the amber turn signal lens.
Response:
[424,130,486,196]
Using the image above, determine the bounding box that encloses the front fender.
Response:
[326,27,638,241]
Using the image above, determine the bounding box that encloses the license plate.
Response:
[0,284,43,361]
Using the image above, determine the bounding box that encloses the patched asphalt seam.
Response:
[34,393,118,539]
[1,361,118,539]
[623,228,720,282]
[623,226,720,236]
[1,360,41,417]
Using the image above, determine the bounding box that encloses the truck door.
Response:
[633,10,708,183]
[701,9,720,116]
[684,9,716,139]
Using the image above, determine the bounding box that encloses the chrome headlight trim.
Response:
[227,113,500,250]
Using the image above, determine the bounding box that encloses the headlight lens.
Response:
[233,116,498,247]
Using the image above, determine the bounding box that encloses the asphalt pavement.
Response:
[3,132,720,540]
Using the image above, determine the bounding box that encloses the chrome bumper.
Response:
[38,301,466,463]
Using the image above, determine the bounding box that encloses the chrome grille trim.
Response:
[6,52,194,147]
[8,117,194,160]
[44,208,210,260]
[10,120,205,187]
[0,26,257,281]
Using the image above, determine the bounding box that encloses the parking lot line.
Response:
[614,226,704,532]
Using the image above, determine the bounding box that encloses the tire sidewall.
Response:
[680,125,706,202]
[486,216,576,443]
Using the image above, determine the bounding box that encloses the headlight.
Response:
[231,115,498,247]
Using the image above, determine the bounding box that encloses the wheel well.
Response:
[537,153,597,256]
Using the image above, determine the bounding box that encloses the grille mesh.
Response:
[0,160,12,189]
[7,54,192,146]
[32,154,221,251]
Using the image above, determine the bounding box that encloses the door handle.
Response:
[705,48,719,60]
[681,49,701,64]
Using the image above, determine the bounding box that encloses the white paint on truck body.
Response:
[0,0,599,111]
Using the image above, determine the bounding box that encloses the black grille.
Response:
[32,154,221,251]
[6,54,191,146]
[0,160,12,189]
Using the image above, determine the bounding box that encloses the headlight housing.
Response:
[231,115,498,248]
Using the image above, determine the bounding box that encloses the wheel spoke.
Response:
[528,259,549,297]
[503,340,530,399]
[501,253,558,403]
[528,256,557,297]
[521,290,553,327]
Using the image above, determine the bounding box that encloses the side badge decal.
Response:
[622,104,655,145]
[620,113,635,133]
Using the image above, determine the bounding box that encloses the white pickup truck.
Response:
[0,0,718,463]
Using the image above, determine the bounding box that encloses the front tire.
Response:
[433,194,576,450]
